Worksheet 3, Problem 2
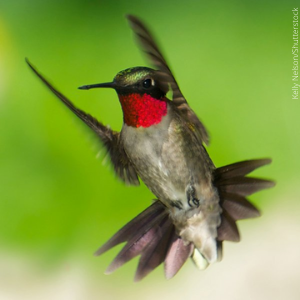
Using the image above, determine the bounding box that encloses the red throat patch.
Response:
[118,93,167,128]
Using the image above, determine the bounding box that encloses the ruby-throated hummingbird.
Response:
[26,15,274,281]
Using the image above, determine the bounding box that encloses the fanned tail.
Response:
[96,201,192,281]
[214,158,275,252]
[96,159,274,281]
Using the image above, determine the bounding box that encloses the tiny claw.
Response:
[188,198,200,208]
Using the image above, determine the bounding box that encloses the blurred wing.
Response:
[127,15,209,145]
[127,14,184,104]
[26,59,139,186]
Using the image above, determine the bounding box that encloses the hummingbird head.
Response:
[79,67,169,128]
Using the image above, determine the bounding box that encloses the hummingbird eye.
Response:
[142,78,153,89]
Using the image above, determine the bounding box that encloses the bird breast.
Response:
[120,105,215,208]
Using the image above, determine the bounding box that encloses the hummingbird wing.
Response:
[127,15,209,145]
[26,59,139,186]
[127,15,184,103]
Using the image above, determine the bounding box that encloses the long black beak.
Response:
[78,82,116,90]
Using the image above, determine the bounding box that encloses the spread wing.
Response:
[127,15,209,145]
[26,59,139,186]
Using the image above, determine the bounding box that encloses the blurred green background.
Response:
[0,0,299,299]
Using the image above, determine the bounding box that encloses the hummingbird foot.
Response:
[186,184,200,208]
[188,198,200,208]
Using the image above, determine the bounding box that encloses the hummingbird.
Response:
[26,15,274,281]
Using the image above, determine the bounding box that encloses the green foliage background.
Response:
[0,0,299,299]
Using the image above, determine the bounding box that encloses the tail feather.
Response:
[95,201,165,256]
[218,177,275,196]
[214,158,275,253]
[217,210,240,242]
[134,216,173,281]
[105,224,161,274]
[221,192,260,220]
[214,158,272,180]
[216,241,223,262]
[98,200,179,279]
[105,205,168,273]
[164,234,194,279]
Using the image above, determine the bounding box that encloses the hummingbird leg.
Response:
[186,185,200,208]
[170,200,183,210]
[191,198,200,207]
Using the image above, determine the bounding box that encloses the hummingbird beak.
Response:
[78,82,116,90]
